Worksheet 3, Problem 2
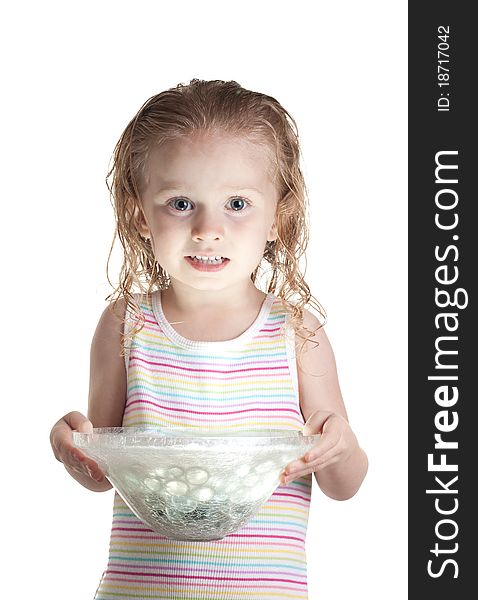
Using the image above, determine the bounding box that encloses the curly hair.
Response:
[106,79,325,343]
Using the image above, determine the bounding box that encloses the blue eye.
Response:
[168,197,247,212]
[228,197,248,211]
[170,198,192,211]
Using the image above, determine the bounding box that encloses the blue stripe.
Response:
[108,556,307,570]
[131,344,288,362]
[126,386,296,402]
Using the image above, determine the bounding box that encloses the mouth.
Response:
[185,255,230,272]
[187,255,228,264]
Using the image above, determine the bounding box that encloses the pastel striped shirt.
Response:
[94,291,312,599]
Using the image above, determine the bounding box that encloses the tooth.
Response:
[190,255,225,263]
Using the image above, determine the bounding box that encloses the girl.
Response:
[50,79,368,599]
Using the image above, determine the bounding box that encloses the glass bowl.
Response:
[73,427,320,541]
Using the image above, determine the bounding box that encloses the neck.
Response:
[161,280,265,316]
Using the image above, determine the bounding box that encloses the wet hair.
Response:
[106,79,325,342]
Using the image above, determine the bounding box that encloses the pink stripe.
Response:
[124,411,301,426]
[109,534,303,549]
[111,528,304,543]
[130,355,288,375]
[108,562,307,585]
[130,354,288,372]
[124,412,302,427]
[108,564,306,578]
[142,316,158,326]
[124,398,299,417]
[130,365,288,380]
[232,527,306,537]
[123,409,298,422]
[103,576,306,592]
[126,391,298,408]
[133,346,286,365]
[226,533,304,542]
[112,521,307,537]
[105,570,307,585]
[129,356,289,376]
[273,491,312,503]
[112,526,152,533]
[130,356,288,382]
[270,499,309,509]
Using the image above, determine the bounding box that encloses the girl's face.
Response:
[139,132,278,294]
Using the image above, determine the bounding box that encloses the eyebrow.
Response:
[154,186,265,196]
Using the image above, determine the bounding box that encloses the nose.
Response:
[191,208,224,242]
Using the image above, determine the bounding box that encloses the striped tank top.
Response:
[95,291,312,599]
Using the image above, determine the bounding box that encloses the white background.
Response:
[1,1,407,598]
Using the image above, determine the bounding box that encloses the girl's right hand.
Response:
[50,411,107,484]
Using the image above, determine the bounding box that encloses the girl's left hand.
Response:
[280,410,359,485]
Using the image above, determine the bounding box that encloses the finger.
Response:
[51,414,92,463]
[283,436,336,473]
[280,465,316,485]
[282,452,321,480]
[68,445,103,473]
[66,449,105,481]
[51,411,93,456]
[305,447,342,473]
[303,434,339,463]
[63,411,93,433]
[283,457,308,476]
[281,453,342,484]
[84,461,106,482]
[302,410,333,436]
[282,442,343,482]
[50,419,74,462]
[282,434,336,474]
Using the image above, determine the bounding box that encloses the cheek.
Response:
[148,222,182,262]
[150,215,182,240]
[233,220,271,259]
[234,212,272,236]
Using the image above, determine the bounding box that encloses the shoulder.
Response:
[90,298,131,365]
[301,307,324,336]
[296,308,335,376]
[89,299,128,427]
[93,298,128,343]
[295,308,347,420]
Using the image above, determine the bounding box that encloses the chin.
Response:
[172,276,230,292]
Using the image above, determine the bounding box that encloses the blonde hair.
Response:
[106,79,325,341]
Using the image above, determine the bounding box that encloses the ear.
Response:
[267,221,278,242]
[133,203,151,238]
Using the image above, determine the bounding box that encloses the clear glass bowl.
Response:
[73,427,320,541]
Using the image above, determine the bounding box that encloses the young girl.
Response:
[50,79,368,599]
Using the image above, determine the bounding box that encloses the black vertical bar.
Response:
[409,3,476,598]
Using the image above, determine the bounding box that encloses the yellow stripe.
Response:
[135,329,284,350]
[108,540,305,556]
[128,373,293,390]
[98,583,306,598]
[107,549,306,564]
[121,414,301,427]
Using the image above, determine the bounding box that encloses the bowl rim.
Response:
[72,427,320,447]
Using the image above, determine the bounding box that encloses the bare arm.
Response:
[50,300,128,492]
[87,299,128,428]
[282,310,368,500]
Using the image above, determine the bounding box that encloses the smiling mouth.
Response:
[187,255,228,265]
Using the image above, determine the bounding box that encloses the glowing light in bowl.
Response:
[73,427,320,541]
